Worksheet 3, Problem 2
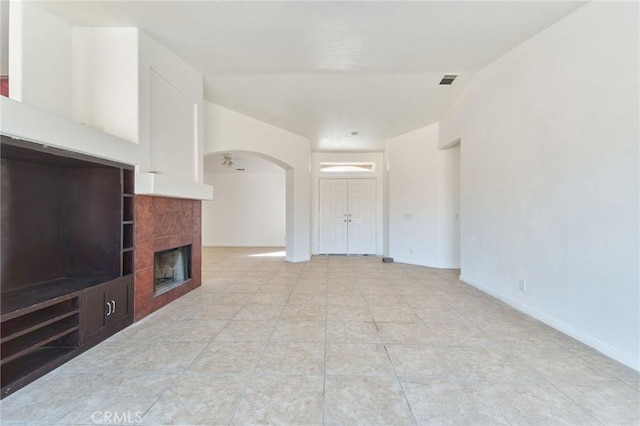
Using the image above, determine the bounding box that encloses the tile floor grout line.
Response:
[226,274,289,426]
[318,261,329,426]
[380,318,420,426]
[138,391,168,424]
[546,379,606,426]
[366,262,419,425]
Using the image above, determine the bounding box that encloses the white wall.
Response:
[7,14,210,199]
[202,171,286,247]
[204,103,311,262]
[388,123,440,266]
[1,1,10,76]
[387,125,462,268]
[139,31,204,183]
[437,142,461,268]
[149,69,196,181]
[311,152,385,255]
[8,2,71,118]
[51,24,204,184]
[440,2,639,368]
[72,28,139,142]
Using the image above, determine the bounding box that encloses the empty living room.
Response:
[0,1,638,425]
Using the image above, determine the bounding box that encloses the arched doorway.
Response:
[203,151,286,247]
[202,150,304,262]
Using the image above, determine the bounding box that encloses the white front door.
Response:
[318,179,376,255]
[347,179,377,254]
[319,179,348,254]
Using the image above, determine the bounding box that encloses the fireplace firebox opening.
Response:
[154,245,192,295]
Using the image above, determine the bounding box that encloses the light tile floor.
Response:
[2,247,639,425]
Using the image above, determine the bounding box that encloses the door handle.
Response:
[112,300,116,313]
[106,302,112,316]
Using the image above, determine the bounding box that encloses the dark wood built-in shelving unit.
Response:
[122,169,134,276]
[0,136,135,398]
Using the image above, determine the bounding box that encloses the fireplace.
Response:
[154,245,192,295]
[133,195,201,321]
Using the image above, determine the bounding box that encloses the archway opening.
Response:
[202,151,294,260]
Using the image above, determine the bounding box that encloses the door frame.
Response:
[311,153,384,256]
[318,178,377,255]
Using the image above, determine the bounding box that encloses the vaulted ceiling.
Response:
[35,1,585,152]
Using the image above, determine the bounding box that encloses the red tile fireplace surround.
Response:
[134,195,202,321]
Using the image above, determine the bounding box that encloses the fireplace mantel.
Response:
[135,172,213,201]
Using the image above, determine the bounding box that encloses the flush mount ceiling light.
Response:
[221,153,234,168]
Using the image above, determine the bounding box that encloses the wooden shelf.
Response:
[1,277,113,318]
[1,322,79,365]
[122,251,133,276]
[121,168,135,275]
[1,346,77,396]
[123,223,134,249]
[123,197,134,222]
[1,304,78,344]
[122,169,134,194]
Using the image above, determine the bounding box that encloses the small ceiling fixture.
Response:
[222,153,234,168]
[350,131,359,136]
[439,74,459,85]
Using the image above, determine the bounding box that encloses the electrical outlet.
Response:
[519,280,527,292]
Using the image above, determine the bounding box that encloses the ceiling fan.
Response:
[221,153,234,168]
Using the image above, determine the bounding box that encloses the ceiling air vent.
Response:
[439,74,458,85]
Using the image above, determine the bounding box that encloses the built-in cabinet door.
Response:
[318,178,376,255]
[108,276,133,328]
[319,179,349,254]
[79,285,108,344]
[79,277,133,344]
[347,179,377,255]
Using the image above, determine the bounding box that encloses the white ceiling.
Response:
[34,1,585,152]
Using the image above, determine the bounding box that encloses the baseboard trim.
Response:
[203,244,286,248]
[459,274,639,371]
[286,256,311,263]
